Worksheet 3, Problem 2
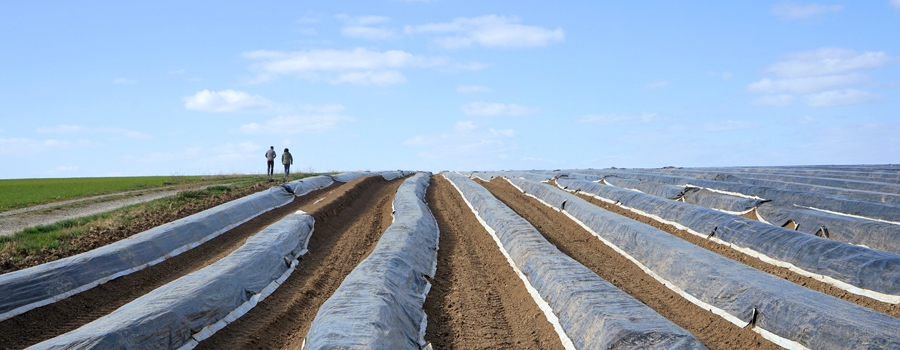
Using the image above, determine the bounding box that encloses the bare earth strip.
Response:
[0,184,231,237]
[0,183,341,350]
[480,178,779,350]
[197,175,400,350]
[422,175,566,350]
[550,179,900,320]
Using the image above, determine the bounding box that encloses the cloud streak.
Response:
[747,47,894,107]
[405,15,564,49]
[244,48,446,85]
[183,90,286,113]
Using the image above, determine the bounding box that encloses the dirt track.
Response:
[480,178,778,349]
[0,183,341,349]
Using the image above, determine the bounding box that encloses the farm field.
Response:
[0,175,261,213]
[1,166,900,349]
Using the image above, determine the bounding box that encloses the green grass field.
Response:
[0,173,321,258]
[0,175,256,212]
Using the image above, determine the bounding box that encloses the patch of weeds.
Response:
[206,185,232,193]
[176,190,208,201]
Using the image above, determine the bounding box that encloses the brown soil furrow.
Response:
[554,180,900,319]
[0,183,341,350]
[422,175,566,350]
[480,178,779,350]
[197,175,400,350]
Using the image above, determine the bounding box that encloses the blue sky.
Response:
[1,1,899,179]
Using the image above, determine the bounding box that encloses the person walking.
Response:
[282,148,293,177]
[265,146,276,177]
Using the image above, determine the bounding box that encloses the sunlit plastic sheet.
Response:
[445,173,706,349]
[558,172,603,182]
[556,177,900,302]
[303,172,438,350]
[511,177,900,349]
[693,167,900,184]
[330,170,415,183]
[30,212,315,350]
[756,202,900,255]
[602,177,689,200]
[681,188,768,214]
[591,172,900,224]
[0,185,298,322]
[284,175,334,197]
[660,166,900,184]
[655,170,900,204]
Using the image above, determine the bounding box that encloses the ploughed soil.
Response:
[197,175,401,350]
[0,182,343,350]
[552,179,900,320]
[480,178,780,350]
[422,175,566,350]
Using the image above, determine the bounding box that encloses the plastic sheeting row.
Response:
[30,211,315,349]
[330,170,416,183]
[650,169,900,204]
[600,175,900,255]
[557,177,900,304]
[0,176,333,323]
[303,172,438,349]
[591,171,900,225]
[509,177,900,349]
[672,166,900,184]
[446,172,705,349]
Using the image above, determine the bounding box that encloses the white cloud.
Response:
[765,48,893,78]
[456,85,492,93]
[336,15,396,40]
[747,47,895,107]
[646,80,670,89]
[36,125,151,139]
[577,113,666,124]
[113,78,138,85]
[238,114,354,135]
[771,3,843,19]
[706,71,734,80]
[893,0,900,8]
[461,102,539,116]
[747,74,868,94]
[244,48,445,85]
[330,70,407,85]
[405,15,564,49]
[183,89,285,113]
[752,94,796,106]
[245,48,442,73]
[804,89,881,107]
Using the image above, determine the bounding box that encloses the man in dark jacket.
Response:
[265,146,276,177]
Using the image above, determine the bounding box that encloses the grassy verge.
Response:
[0,173,322,273]
[0,174,259,212]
